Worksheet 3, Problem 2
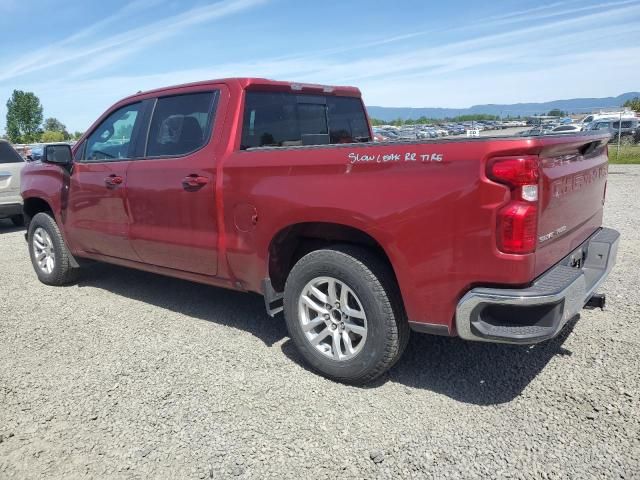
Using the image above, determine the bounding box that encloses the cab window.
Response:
[83,102,142,161]
[145,91,217,157]
[240,91,371,149]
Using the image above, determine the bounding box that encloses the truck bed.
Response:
[226,131,610,330]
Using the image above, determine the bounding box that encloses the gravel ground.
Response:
[1,165,639,479]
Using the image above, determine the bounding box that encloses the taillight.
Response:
[496,202,538,253]
[488,157,539,186]
[488,156,540,254]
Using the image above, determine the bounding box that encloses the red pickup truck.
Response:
[21,78,619,384]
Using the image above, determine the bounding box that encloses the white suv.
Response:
[0,140,26,226]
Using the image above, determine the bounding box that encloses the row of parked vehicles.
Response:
[373,120,527,141]
[521,116,640,144]
[374,111,640,144]
[13,142,77,162]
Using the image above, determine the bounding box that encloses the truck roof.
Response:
[122,78,362,102]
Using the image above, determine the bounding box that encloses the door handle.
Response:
[105,174,123,188]
[182,174,208,189]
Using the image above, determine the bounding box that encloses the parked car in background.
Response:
[579,110,637,128]
[372,132,387,142]
[586,119,639,144]
[12,144,32,160]
[0,140,26,226]
[373,128,399,141]
[520,125,554,136]
[396,129,418,140]
[27,144,44,161]
[549,125,583,134]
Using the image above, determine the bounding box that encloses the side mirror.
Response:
[44,144,72,166]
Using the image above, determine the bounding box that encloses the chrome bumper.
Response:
[455,227,620,344]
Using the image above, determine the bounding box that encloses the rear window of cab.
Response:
[240,91,370,149]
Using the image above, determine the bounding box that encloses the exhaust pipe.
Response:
[585,293,606,310]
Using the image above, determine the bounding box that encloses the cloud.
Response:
[257,3,640,86]
[1,0,638,131]
[359,46,640,108]
[274,0,640,61]
[0,0,269,82]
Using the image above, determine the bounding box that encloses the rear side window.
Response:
[241,91,370,149]
[146,91,217,157]
[0,141,24,163]
[328,96,370,144]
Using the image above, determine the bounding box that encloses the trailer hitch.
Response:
[584,293,606,310]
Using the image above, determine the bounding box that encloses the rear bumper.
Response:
[0,202,22,218]
[455,227,620,344]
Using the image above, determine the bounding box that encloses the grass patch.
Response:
[609,144,640,164]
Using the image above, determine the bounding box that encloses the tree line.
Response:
[623,97,640,112]
[369,114,502,127]
[370,112,555,126]
[4,90,83,144]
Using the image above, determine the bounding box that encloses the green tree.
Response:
[547,109,566,117]
[41,131,66,142]
[623,97,640,113]
[6,90,43,143]
[43,117,69,139]
[72,131,84,140]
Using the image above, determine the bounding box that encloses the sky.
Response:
[0,0,639,132]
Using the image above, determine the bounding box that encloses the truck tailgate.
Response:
[534,134,610,277]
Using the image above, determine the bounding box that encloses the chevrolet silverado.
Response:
[20,78,619,383]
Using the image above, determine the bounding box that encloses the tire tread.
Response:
[284,244,409,384]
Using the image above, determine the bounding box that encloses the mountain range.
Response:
[366,92,639,121]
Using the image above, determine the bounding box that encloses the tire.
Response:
[28,212,79,285]
[10,215,24,227]
[283,245,409,384]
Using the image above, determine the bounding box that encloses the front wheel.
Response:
[283,246,409,384]
[28,212,78,285]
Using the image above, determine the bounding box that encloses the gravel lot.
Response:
[1,165,639,479]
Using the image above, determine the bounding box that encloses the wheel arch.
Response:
[23,197,54,224]
[266,222,400,295]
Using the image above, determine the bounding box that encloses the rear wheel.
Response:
[283,245,409,384]
[28,212,78,285]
